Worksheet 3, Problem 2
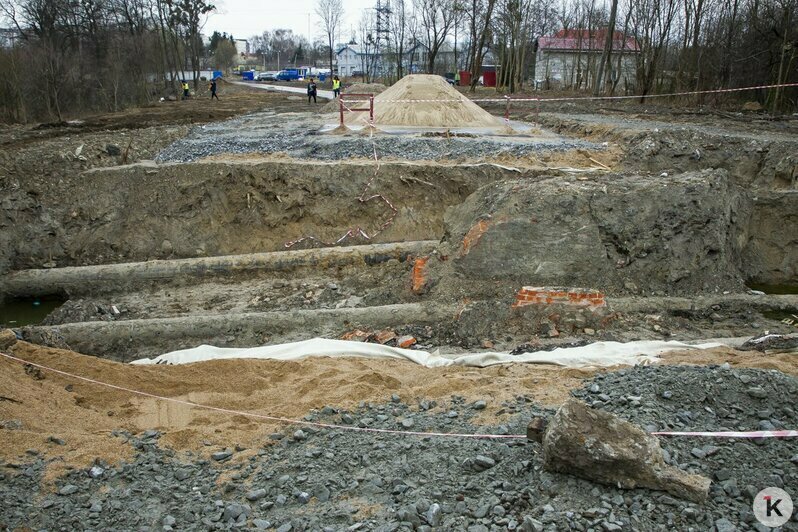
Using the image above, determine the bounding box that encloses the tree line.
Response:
[0,0,795,123]
[0,0,216,123]
[323,0,796,110]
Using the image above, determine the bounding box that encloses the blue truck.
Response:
[275,68,307,81]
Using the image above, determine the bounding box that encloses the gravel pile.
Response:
[155,111,598,163]
[2,365,796,531]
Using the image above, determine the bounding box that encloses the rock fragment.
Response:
[527,399,711,502]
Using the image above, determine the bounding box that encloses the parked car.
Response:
[257,71,279,81]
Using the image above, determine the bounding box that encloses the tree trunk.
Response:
[593,0,619,95]
[469,0,496,92]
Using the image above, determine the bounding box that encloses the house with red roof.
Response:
[534,29,640,89]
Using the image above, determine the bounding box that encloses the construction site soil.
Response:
[1,79,797,530]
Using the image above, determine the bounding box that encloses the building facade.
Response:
[534,29,639,90]
[336,41,457,78]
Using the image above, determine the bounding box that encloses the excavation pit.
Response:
[2,79,798,532]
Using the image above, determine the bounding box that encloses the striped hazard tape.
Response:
[652,430,798,438]
[0,351,795,440]
[372,82,798,104]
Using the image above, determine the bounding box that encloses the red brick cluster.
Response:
[411,256,430,294]
[512,287,606,309]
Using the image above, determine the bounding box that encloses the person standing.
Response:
[210,78,219,100]
[181,80,189,99]
[332,75,341,98]
[307,78,317,103]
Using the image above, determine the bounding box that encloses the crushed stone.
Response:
[1,365,796,530]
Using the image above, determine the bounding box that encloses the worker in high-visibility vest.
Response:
[181,81,190,100]
[332,76,341,99]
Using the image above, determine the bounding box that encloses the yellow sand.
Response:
[345,74,504,128]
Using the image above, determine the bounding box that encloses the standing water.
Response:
[0,297,65,328]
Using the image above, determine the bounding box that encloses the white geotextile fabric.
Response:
[131,338,725,368]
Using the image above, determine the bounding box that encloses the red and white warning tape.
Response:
[652,430,798,438]
[1,351,795,440]
[375,81,798,104]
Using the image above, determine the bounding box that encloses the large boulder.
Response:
[528,399,711,503]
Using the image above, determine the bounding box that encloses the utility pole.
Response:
[375,0,392,75]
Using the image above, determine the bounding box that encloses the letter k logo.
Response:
[764,495,783,517]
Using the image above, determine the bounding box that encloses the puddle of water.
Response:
[748,283,798,295]
[0,297,65,328]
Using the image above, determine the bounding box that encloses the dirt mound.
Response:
[320,83,387,112]
[0,339,590,474]
[345,74,503,128]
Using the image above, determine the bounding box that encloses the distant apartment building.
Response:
[234,39,250,56]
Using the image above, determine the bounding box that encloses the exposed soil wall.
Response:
[0,161,527,273]
[741,191,798,285]
[536,113,798,189]
[434,170,752,298]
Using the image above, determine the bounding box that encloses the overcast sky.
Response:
[205,0,375,43]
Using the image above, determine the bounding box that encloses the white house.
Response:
[336,43,372,77]
[336,41,458,77]
[534,29,639,89]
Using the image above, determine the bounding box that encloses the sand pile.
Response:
[320,82,387,112]
[2,337,795,477]
[345,74,504,128]
[0,339,589,474]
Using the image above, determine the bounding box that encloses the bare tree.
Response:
[630,0,681,98]
[466,0,497,91]
[168,0,215,89]
[316,0,343,76]
[387,0,414,79]
[212,38,237,72]
[415,0,457,72]
[358,10,380,81]
[593,0,619,94]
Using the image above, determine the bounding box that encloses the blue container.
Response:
[241,71,254,81]
[318,74,326,82]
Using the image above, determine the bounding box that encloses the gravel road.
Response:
[156,111,600,163]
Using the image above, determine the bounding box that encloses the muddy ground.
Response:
[1,83,797,353]
[1,82,797,530]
